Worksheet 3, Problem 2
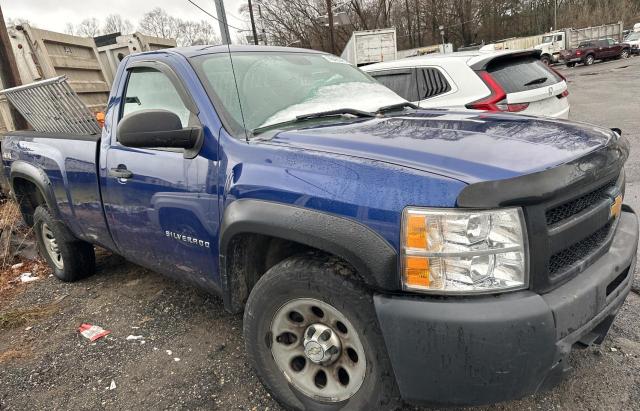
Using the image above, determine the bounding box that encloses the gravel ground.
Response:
[1,56,639,411]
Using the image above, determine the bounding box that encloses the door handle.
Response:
[109,165,133,179]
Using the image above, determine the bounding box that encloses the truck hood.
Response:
[259,110,616,184]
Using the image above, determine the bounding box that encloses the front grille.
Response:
[545,178,617,226]
[548,221,613,276]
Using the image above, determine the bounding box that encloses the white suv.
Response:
[362,50,570,119]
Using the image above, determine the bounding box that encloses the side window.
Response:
[607,38,615,46]
[122,68,191,127]
[417,68,451,100]
[369,69,419,102]
[555,35,562,42]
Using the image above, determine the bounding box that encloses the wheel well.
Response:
[12,177,47,226]
[223,233,358,312]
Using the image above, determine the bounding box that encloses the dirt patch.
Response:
[0,347,31,364]
[0,301,61,330]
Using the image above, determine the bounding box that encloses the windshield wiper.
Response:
[295,108,375,120]
[524,77,548,86]
[376,102,419,114]
[251,108,374,136]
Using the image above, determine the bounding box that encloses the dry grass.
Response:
[0,199,48,306]
[0,348,30,364]
[0,302,59,331]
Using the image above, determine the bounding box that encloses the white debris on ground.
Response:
[18,272,38,283]
[125,335,144,341]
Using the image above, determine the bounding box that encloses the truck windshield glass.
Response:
[193,52,405,132]
[542,35,554,43]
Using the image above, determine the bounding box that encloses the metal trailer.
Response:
[340,28,397,66]
[480,34,544,51]
[0,75,15,134]
[0,24,109,133]
[396,43,454,59]
[97,33,177,85]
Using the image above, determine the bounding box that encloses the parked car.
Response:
[362,50,571,119]
[560,38,631,66]
[624,31,640,55]
[1,45,637,410]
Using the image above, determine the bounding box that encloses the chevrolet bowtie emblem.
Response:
[610,194,623,218]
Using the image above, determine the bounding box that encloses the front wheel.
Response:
[566,62,576,68]
[584,55,595,65]
[540,55,551,65]
[33,205,96,282]
[243,255,399,410]
[621,49,630,59]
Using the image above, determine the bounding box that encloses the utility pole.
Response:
[0,6,27,130]
[214,0,232,45]
[247,0,259,45]
[257,4,267,45]
[326,0,336,54]
[554,0,557,30]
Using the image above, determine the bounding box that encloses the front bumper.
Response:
[374,210,638,406]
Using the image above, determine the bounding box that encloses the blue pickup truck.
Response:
[1,46,637,410]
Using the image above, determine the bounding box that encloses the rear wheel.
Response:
[243,255,399,410]
[33,205,95,282]
[584,54,595,65]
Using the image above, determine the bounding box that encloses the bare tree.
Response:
[138,7,181,39]
[76,18,101,37]
[6,17,30,27]
[103,14,134,35]
[64,22,76,35]
[178,20,221,46]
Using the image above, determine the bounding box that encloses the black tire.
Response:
[244,254,400,411]
[33,205,95,282]
[540,55,551,65]
[566,62,576,68]
[584,54,595,66]
[621,49,630,59]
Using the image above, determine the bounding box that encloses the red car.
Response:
[560,38,631,66]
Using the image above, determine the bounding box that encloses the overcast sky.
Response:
[3,0,249,38]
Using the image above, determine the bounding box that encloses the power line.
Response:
[185,0,245,31]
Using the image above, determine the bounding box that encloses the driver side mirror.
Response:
[117,109,203,159]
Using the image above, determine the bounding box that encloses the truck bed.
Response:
[1,131,114,249]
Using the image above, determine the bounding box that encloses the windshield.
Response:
[193,51,405,132]
[542,35,554,43]
[626,32,640,41]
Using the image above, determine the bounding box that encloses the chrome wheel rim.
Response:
[270,298,366,402]
[41,223,63,270]
[622,50,629,59]
[587,56,594,65]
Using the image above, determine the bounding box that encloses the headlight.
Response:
[401,207,528,294]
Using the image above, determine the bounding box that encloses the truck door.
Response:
[101,58,219,288]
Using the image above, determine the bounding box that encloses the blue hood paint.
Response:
[261,111,614,184]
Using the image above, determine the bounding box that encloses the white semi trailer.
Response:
[340,28,397,66]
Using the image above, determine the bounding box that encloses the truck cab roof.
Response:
[140,44,328,59]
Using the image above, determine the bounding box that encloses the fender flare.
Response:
[10,160,62,222]
[219,199,398,310]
